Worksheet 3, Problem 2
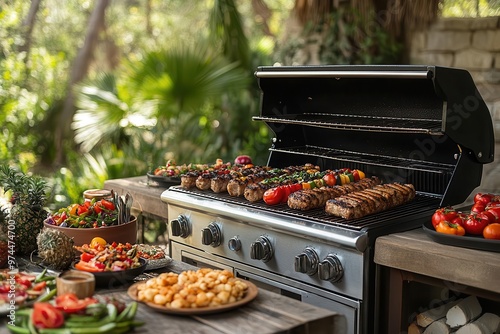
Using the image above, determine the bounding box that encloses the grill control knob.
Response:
[170,215,190,238]
[228,237,242,252]
[294,247,319,276]
[318,254,344,282]
[201,222,222,247]
[250,236,273,262]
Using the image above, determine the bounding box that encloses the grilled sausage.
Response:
[325,183,416,219]
[287,176,381,211]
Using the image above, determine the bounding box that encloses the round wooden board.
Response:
[127,279,258,315]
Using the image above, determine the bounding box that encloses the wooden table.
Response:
[1,260,346,334]
[374,228,500,333]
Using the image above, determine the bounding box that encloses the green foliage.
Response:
[441,0,500,17]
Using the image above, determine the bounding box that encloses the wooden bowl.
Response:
[57,270,95,299]
[44,216,138,247]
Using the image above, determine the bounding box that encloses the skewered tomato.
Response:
[483,223,500,240]
[323,173,336,186]
[263,187,284,205]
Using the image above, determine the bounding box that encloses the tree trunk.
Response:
[55,0,110,165]
[19,0,42,58]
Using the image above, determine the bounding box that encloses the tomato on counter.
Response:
[483,223,500,240]
[463,213,490,235]
[431,207,458,228]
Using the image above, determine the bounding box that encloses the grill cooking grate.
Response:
[169,187,440,231]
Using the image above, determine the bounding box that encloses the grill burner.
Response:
[168,186,440,231]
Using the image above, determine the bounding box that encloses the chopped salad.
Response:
[74,241,141,272]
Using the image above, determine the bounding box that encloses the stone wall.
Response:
[410,17,500,140]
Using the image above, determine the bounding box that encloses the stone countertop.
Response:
[374,228,500,296]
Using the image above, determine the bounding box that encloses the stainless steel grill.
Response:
[161,65,494,334]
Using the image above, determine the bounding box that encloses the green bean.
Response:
[64,315,112,328]
[115,302,137,322]
[35,268,48,282]
[66,314,101,323]
[106,303,117,322]
[28,309,37,334]
[6,324,30,334]
[66,322,117,334]
[35,288,57,302]
[38,329,72,334]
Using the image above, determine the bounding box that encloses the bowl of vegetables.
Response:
[44,196,137,247]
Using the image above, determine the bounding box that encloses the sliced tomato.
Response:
[263,187,284,205]
[31,281,47,292]
[33,302,65,329]
[74,261,104,273]
[77,204,88,216]
[290,183,302,192]
[55,293,98,314]
[280,185,292,203]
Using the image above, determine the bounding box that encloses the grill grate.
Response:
[169,187,440,231]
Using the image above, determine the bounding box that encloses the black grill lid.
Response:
[254,65,495,207]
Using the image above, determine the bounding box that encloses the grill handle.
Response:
[255,70,430,79]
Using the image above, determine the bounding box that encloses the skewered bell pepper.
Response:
[434,221,465,236]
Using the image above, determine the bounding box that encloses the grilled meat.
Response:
[325,183,416,219]
[287,176,381,210]
[211,174,232,193]
[244,183,269,202]
[196,173,213,190]
[180,171,200,189]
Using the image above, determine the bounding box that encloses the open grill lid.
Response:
[254,65,495,207]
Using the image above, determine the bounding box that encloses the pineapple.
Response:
[37,228,74,270]
[0,166,48,255]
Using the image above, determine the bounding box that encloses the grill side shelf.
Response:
[253,115,443,134]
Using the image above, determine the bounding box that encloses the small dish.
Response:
[57,270,95,299]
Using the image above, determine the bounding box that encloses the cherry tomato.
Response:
[486,207,500,224]
[471,202,486,213]
[323,173,336,186]
[32,302,65,329]
[474,193,493,205]
[100,199,115,211]
[93,202,103,214]
[77,204,88,215]
[463,213,489,235]
[451,212,467,228]
[431,207,458,228]
[80,252,95,262]
[483,223,500,240]
[263,187,284,205]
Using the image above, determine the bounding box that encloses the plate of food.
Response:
[136,244,172,271]
[0,269,55,315]
[127,268,258,315]
[73,241,147,286]
[146,173,181,188]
